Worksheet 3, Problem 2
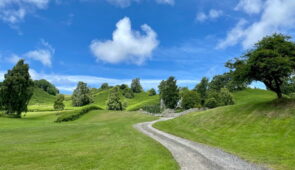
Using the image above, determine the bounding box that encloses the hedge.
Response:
[55,105,102,122]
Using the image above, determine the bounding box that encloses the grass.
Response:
[154,88,295,170]
[0,110,178,170]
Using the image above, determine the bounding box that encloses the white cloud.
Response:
[25,40,54,67]
[105,0,174,7]
[155,0,174,5]
[196,9,223,22]
[90,17,159,65]
[235,0,263,15]
[0,0,50,24]
[5,54,22,64]
[218,0,295,49]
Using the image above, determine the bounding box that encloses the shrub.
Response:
[219,88,235,106]
[181,90,200,110]
[100,83,109,90]
[205,98,218,108]
[107,87,124,110]
[55,105,101,122]
[122,87,134,99]
[148,88,157,96]
[54,94,65,111]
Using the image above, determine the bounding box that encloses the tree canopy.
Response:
[72,82,93,106]
[226,34,295,98]
[131,78,143,93]
[194,77,209,105]
[158,76,179,109]
[107,87,124,110]
[0,60,34,117]
[54,94,65,111]
[34,79,59,96]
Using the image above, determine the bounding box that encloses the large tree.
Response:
[72,82,93,106]
[131,78,143,93]
[194,77,209,105]
[0,60,34,117]
[226,34,295,98]
[158,76,179,109]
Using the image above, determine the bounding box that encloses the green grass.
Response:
[0,110,178,170]
[28,87,56,111]
[154,88,295,170]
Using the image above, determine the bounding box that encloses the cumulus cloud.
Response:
[218,0,295,49]
[25,40,54,67]
[0,0,50,24]
[196,9,223,22]
[235,0,263,15]
[90,17,159,65]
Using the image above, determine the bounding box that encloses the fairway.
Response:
[0,111,178,170]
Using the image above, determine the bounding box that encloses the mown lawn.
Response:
[0,110,178,170]
[154,89,295,170]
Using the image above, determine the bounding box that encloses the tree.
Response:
[100,83,109,90]
[148,88,157,96]
[226,34,295,98]
[131,78,143,93]
[0,60,34,117]
[158,76,180,109]
[34,79,59,96]
[219,88,235,106]
[54,94,65,110]
[72,82,93,106]
[209,73,247,92]
[180,89,200,110]
[107,87,124,110]
[194,77,209,105]
[205,98,218,108]
[281,77,295,95]
[122,87,134,99]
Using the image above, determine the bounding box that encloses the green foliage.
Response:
[209,73,247,92]
[180,89,200,110]
[122,87,134,99]
[219,88,235,106]
[227,34,295,98]
[34,79,59,96]
[148,88,157,96]
[195,77,209,105]
[53,94,65,111]
[100,83,109,90]
[159,76,180,109]
[55,105,101,122]
[107,87,124,110]
[0,60,34,117]
[204,98,218,108]
[72,82,93,107]
[131,78,143,93]
[142,104,161,113]
[281,77,295,95]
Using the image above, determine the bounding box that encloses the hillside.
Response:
[28,87,56,111]
[154,89,295,170]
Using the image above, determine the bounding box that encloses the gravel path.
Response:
[134,115,268,170]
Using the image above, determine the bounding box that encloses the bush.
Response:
[107,87,124,110]
[122,88,134,99]
[148,88,157,96]
[205,98,218,108]
[55,105,101,122]
[54,94,65,111]
[142,104,161,113]
[219,88,235,106]
[181,90,200,110]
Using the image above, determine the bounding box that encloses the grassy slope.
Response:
[28,87,56,111]
[154,89,295,170]
[0,110,178,170]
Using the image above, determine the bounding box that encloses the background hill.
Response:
[154,89,295,170]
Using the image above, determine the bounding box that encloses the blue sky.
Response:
[0,0,295,93]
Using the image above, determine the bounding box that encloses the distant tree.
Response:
[100,83,109,90]
[205,98,218,108]
[72,82,93,107]
[219,88,235,106]
[148,88,157,96]
[226,34,295,98]
[209,73,247,92]
[34,79,59,96]
[107,87,124,110]
[122,87,134,99]
[194,77,209,105]
[180,89,200,110]
[131,78,143,93]
[120,84,128,90]
[0,60,34,117]
[54,94,65,110]
[158,76,180,109]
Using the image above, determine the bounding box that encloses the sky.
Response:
[1,0,295,94]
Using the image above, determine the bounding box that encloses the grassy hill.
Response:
[0,110,178,169]
[154,88,295,170]
[28,87,56,111]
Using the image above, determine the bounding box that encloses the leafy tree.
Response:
[194,77,209,105]
[34,79,59,96]
[209,73,247,92]
[205,98,218,108]
[100,83,109,90]
[148,88,157,96]
[281,77,295,95]
[122,87,134,99]
[54,94,65,110]
[0,60,34,117]
[72,82,93,107]
[120,84,128,90]
[180,89,200,110]
[226,34,295,98]
[131,78,143,93]
[107,87,124,110]
[158,76,180,109]
[219,88,235,106]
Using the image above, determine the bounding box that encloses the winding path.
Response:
[134,115,267,170]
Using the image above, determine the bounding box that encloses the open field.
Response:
[0,110,178,170]
[154,89,295,170]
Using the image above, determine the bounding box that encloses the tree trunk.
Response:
[276,91,282,98]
